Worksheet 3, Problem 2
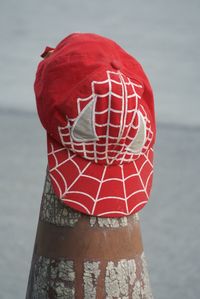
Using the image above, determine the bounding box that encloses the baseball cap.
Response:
[34,32,156,217]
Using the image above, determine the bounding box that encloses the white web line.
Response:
[49,141,153,194]
[97,211,129,216]
[129,201,148,214]
[97,202,146,216]
[97,200,148,216]
[91,165,107,214]
[63,160,91,195]
[133,159,148,198]
[64,191,96,202]
[62,199,91,214]
[95,196,128,202]
[143,151,153,168]
[48,70,154,215]
[48,147,67,156]
[104,71,112,163]
[50,143,58,168]
[96,189,146,203]
[49,143,92,197]
[58,70,148,164]
[50,152,77,172]
[121,165,129,213]
[54,168,68,194]
[49,146,153,214]
[145,170,153,190]
[117,72,125,143]
[49,172,62,198]
[76,149,152,184]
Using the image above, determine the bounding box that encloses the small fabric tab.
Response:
[40,46,55,58]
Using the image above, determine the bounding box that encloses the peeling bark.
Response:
[139,252,154,299]
[26,256,75,299]
[39,172,82,227]
[105,259,136,298]
[90,213,139,228]
[83,261,101,298]
[26,254,153,299]
[105,254,154,299]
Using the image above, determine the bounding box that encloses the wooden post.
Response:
[26,169,154,298]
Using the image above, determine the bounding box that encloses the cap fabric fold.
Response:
[34,32,156,217]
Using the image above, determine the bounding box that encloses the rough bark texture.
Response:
[39,173,81,227]
[105,253,153,299]
[83,261,101,299]
[28,256,75,299]
[26,170,154,298]
[89,214,139,228]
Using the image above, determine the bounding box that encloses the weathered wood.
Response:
[26,170,154,298]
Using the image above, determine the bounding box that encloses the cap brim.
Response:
[47,133,154,217]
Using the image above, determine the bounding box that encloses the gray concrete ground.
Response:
[0,111,199,299]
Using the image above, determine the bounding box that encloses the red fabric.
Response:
[34,33,156,217]
[40,46,55,58]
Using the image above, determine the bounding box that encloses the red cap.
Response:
[34,33,156,217]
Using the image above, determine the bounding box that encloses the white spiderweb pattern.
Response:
[48,70,154,216]
[58,70,153,165]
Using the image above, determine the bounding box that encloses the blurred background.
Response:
[0,0,199,298]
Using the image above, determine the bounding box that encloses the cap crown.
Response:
[35,33,156,165]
